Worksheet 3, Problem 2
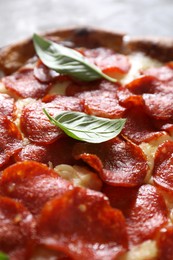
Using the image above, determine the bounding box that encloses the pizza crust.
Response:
[1,27,173,76]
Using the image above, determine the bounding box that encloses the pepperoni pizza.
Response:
[0,28,173,259]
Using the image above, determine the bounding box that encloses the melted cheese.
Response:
[139,134,172,183]
[121,52,162,85]
[0,81,8,94]
[119,240,158,260]
[14,98,35,128]
[54,164,102,191]
[48,81,70,95]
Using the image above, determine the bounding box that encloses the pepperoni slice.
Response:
[125,75,156,94]
[0,196,35,259]
[153,141,173,193]
[15,143,50,163]
[0,161,73,215]
[66,79,119,96]
[157,227,173,260]
[0,93,15,119]
[117,86,143,108]
[83,47,131,74]
[73,137,148,186]
[37,187,127,259]
[122,105,166,144]
[2,67,51,98]
[126,184,168,246]
[34,59,59,83]
[102,184,139,215]
[20,95,83,144]
[103,184,168,246]
[16,137,77,167]
[143,93,173,120]
[77,90,126,118]
[0,115,22,167]
[142,65,173,83]
[126,75,173,96]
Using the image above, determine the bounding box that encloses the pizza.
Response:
[0,27,173,259]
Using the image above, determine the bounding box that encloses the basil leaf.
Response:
[33,34,117,82]
[0,252,8,260]
[43,109,126,143]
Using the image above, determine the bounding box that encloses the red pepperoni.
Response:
[153,141,173,193]
[103,184,168,246]
[0,93,15,119]
[2,67,51,98]
[16,137,77,167]
[83,47,131,74]
[126,184,168,246]
[0,115,22,167]
[66,79,119,96]
[117,86,143,108]
[34,59,59,83]
[73,137,148,187]
[122,105,166,144]
[77,90,126,118]
[102,185,139,215]
[15,143,50,163]
[0,161,73,215]
[20,95,83,144]
[36,187,127,259]
[142,65,173,83]
[157,227,173,260]
[143,93,173,120]
[0,196,35,259]
[125,75,156,94]
[126,75,173,96]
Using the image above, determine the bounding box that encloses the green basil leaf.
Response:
[33,34,117,82]
[0,252,8,260]
[43,109,126,143]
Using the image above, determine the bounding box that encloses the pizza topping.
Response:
[44,109,126,143]
[142,65,173,83]
[66,79,119,96]
[74,137,148,186]
[34,59,59,83]
[122,105,166,144]
[20,95,83,144]
[0,196,35,259]
[117,86,143,108]
[0,93,15,119]
[103,184,168,247]
[2,67,51,98]
[126,184,168,247]
[54,164,102,191]
[0,252,8,260]
[82,47,131,74]
[0,116,22,167]
[15,137,76,167]
[77,90,126,119]
[36,187,127,259]
[33,34,117,82]
[15,143,50,163]
[143,93,173,120]
[153,140,173,193]
[157,227,173,260]
[0,161,73,215]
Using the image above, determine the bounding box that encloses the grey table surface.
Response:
[0,0,173,48]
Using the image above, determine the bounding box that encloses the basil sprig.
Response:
[43,109,126,143]
[33,34,117,82]
[0,252,8,260]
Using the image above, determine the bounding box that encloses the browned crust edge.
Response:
[0,27,124,75]
[0,27,173,75]
[125,36,173,62]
